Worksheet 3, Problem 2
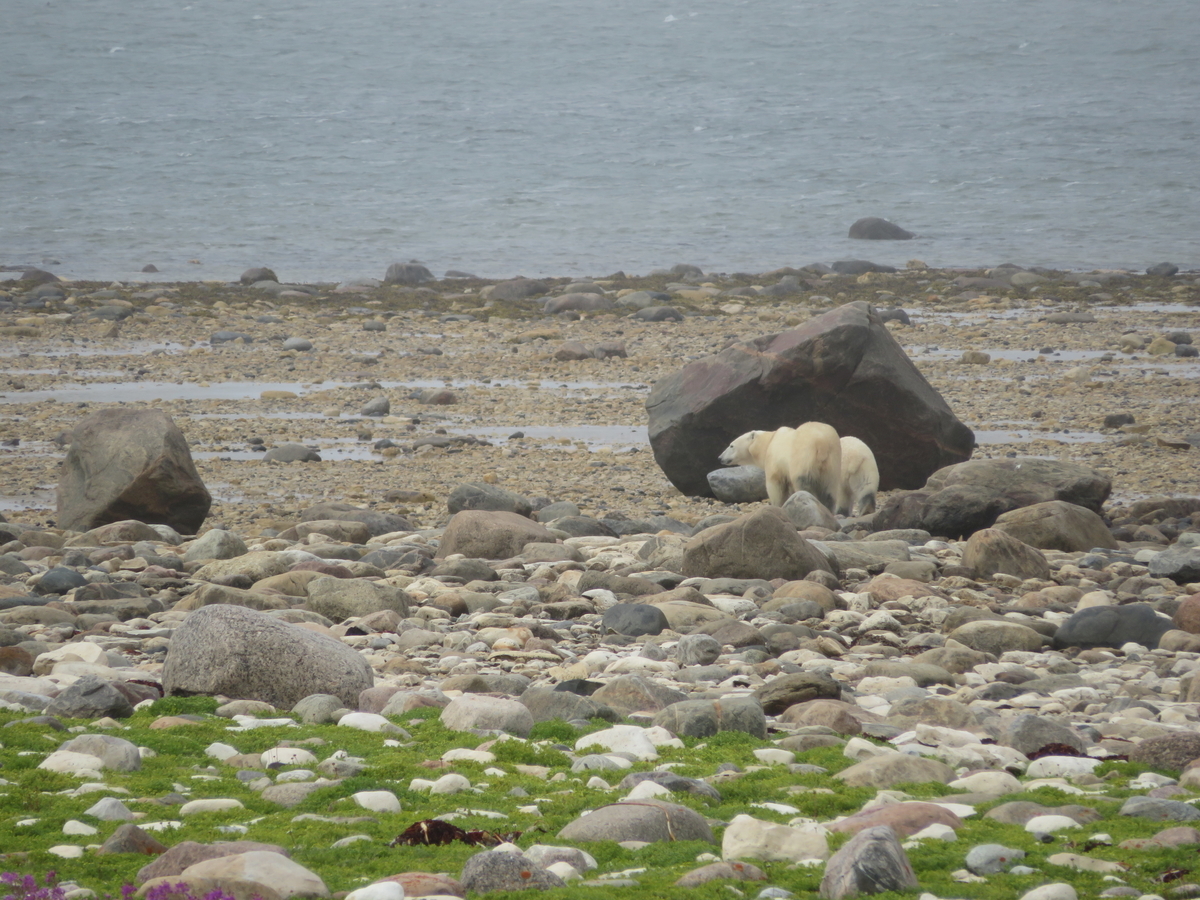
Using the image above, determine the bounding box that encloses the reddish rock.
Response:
[378,872,466,897]
[826,801,964,838]
[1172,594,1200,633]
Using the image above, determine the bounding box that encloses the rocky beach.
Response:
[1,259,1200,900]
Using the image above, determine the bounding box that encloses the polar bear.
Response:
[837,436,880,517]
[718,421,842,510]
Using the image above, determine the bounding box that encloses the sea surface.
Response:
[2,0,1198,283]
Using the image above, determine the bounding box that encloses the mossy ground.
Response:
[1,701,1197,898]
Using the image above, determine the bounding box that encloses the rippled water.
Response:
[3,0,1197,281]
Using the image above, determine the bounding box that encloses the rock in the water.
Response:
[682,507,835,580]
[162,605,373,708]
[483,278,549,301]
[646,301,974,497]
[360,396,390,417]
[383,262,434,285]
[848,217,914,240]
[1053,603,1174,651]
[557,799,715,844]
[56,408,211,534]
[818,825,917,899]
[263,443,321,463]
[240,267,278,284]
[1147,262,1179,277]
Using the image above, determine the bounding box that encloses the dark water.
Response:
[3,0,1197,281]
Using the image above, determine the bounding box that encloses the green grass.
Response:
[1,703,1199,899]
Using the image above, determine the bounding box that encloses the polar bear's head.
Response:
[718,430,765,466]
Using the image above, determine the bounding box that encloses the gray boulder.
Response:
[304,577,411,623]
[647,301,973,497]
[1053,603,1174,650]
[263,443,321,463]
[59,734,141,771]
[875,457,1112,539]
[1149,547,1200,584]
[782,490,839,530]
[601,603,669,637]
[519,687,618,724]
[707,465,769,503]
[1000,714,1085,757]
[819,825,918,899]
[590,675,687,716]
[557,799,715,844]
[45,676,135,719]
[56,408,211,534]
[383,262,434,285]
[753,672,841,716]
[161,605,373,708]
[652,697,766,739]
[683,507,836,581]
[460,850,564,893]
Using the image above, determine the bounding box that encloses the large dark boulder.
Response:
[874,458,1111,539]
[645,301,973,497]
[56,409,211,534]
[383,262,434,285]
[848,217,914,240]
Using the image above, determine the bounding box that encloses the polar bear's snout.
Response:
[717,444,737,466]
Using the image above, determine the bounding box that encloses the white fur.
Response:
[718,422,842,509]
[837,436,880,517]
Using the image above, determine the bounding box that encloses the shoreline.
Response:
[1,261,1197,531]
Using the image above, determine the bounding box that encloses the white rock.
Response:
[1046,853,1125,873]
[586,776,611,790]
[338,712,401,733]
[261,747,319,767]
[843,737,890,761]
[624,781,671,800]
[180,798,244,815]
[276,769,316,783]
[33,642,109,675]
[948,771,1022,795]
[229,715,300,730]
[1020,881,1078,899]
[910,823,956,841]
[721,814,829,862]
[1026,815,1082,834]
[48,845,85,859]
[205,742,239,761]
[643,725,685,749]
[575,725,658,761]
[180,850,330,897]
[409,778,435,792]
[84,797,134,821]
[353,791,402,813]
[38,751,105,778]
[1025,756,1102,778]
[545,862,581,881]
[62,820,98,836]
[442,748,496,764]
[753,749,796,766]
[345,883,404,900]
[430,773,471,795]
